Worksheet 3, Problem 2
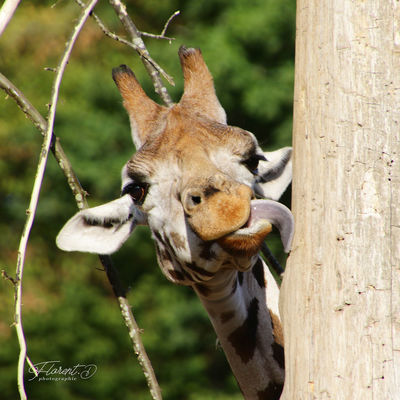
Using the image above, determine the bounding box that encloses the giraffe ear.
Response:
[56,196,145,255]
[178,46,227,124]
[255,147,292,201]
[112,65,168,149]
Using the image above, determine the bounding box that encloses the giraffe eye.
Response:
[121,182,149,205]
[242,154,266,174]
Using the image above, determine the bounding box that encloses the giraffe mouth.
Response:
[216,199,294,256]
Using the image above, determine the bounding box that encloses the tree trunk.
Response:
[280,1,400,399]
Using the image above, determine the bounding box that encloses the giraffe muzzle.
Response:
[183,184,252,241]
[217,199,294,256]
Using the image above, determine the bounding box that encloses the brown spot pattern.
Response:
[170,231,186,250]
[199,242,216,261]
[220,310,235,324]
[185,262,214,278]
[227,298,259,363]
[195,283,212,297]
[271,342,285,371]
[168,269,186,282]
[257,382,283,400]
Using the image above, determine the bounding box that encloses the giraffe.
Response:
[56,46,294,400]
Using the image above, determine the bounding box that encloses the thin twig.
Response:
[108,0,173,106]
[160,10,180,37]
[139,32,175,41]
[52,136,88,210]
[2,269,18,285]
[13,1,98,398]
[141,10,180,40]
[0,0,21,36]
[119,297,162,394]
[74,0,175,87]
[26,356,38,377]
[99,256,163,400]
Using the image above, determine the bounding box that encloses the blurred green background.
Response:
[0,0,295,399]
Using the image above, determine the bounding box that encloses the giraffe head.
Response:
[57,47,293,284]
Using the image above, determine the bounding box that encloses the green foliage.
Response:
[0,1,294,399]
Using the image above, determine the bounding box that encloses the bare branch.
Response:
[99,256,163,400]
[0,0,21,37]
[75,0,127,41]
[108,0,174,106]
[2,269,18,285]
[119,296,163,398]
[160,10,180,37]
[138,31,175,41]
[141,10,180,40]
[74,0,175,87]
[52,137,89,210]
[13,1,98,398]
[26,356,38,378]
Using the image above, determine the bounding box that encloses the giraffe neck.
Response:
[194,257,284,400]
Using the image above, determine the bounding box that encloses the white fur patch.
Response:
[256,147,292,200]
[56,195,141,255]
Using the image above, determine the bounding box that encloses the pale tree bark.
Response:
[280,1,400,399]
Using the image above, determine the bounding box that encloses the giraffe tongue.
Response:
[249,199,294,253]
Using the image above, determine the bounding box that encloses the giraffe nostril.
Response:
[183,189,204,214]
